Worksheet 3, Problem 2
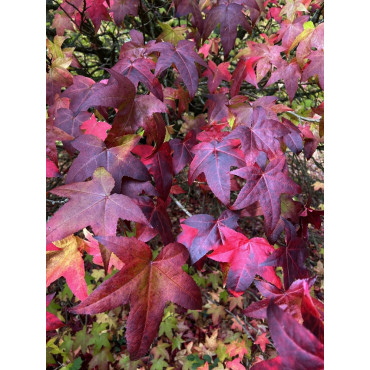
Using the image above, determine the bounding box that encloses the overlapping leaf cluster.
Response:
[46,0,324,368]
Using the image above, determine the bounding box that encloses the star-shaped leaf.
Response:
[148,40,207,97]
[189,139,245,205]
[209,227,281,293]
[46,167,149,243]
[177,210,239,263]
[65,134,150,192]
[46,235,88,301]
[231,156,301,238]
[71,238,202,359]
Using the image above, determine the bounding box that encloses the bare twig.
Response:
[286,111,321,123]
[169,194,193,217]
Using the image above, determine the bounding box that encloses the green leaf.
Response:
[73,326,91,354]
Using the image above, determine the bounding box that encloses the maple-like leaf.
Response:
[276,15,309,50]
[202,0,251,58]
[254,333,270,352]
[107,94,168,147]
[281,117,303,154]
[65,69,136,115]
[65,134,150,192]
[113,56,163,100]
[236,41,285,83]
[302,49,324,89]
[173,0,204,33]
[266,59,302,102]
[110,0,139,25]
[244,277,320,323]
[264,301,324,370]
[46,158,59,178]
[135,197,175,245]
[279,0,309,23]
[71,238,202,359]
[189,139,245,205]
[205,92,231,122]
[133,143,174,200]
[83,229,124,273]
[61,75,96,114]
[208,227,281,293]
[80,114,111,141]
[46,235,88,301]
[148,40,207,97]
[261,219,309,289]
[202,60,231,93]
[227,107,290,165]
[54,108,91,138]
[169,130,197,174]
[84,0,110,31]
[177,210,239,263]
[230,56,262,95]
[231,156,301,238]
[46,167,149,243]
[46,119,74,165]
[46,293,64,331]
[52,11,75,36]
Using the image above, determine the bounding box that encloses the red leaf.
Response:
[227,107,290,165]
[302,49,324,89]
[231,56,261,95]
[231,156,301,238]
[265,302,324,370]
[46,158,60,178]
[65,134,150,192]
[202,60,231,93]
[261,219,310,288]
[149,40,207,97]
[209,227,281,293]
[110,0,139,25]
[203,1,251,58]
[46,167,149,243]
[46,235,88,301]
[46,293,64,331]
[133,143,174,200]
[244,277,318,323]
[189,139,245,205]
[80,114,111,141]
[266,60,302,102]
[54,108,91,138]
[71,239,202,359]
[113,56,163,100]
[178,210,239,264]
[169,130,197,174]
[254,332,270,352]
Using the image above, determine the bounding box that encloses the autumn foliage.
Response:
[46,0,324,368]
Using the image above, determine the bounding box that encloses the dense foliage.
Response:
[46,0,324,368]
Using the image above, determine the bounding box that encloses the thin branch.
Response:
[286,111,321,123]
[169,194,193,217]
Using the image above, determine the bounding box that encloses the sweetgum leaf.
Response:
[244,277,319,323]
[202,60,231,93]
[46,167,149,243]
[54,108,91,138]
[110,0,139,25]
[231,156,301,238]
[46,235,88,301]
[226,107,290,165]
[189,139,245,205]
[261,219,309,289]
[202,0,251,58]
[177,210,239,264]
[169,130,197,174]
[208,227,282,293]
[65,134,150,192]
[133,143,174,200]
[148,40,207,97]
[71,238,202,359]
[265,301,324,370]
[46,293,64,331]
